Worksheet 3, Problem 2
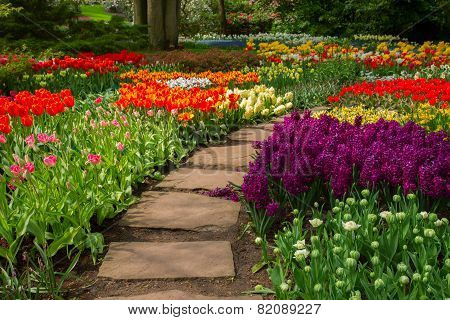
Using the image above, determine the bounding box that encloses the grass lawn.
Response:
[80,5,112,21]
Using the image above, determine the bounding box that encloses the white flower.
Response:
[419,211,429,219]
[379,211,392,219]
[309,218,323,228]
[293,239,306,250]
[294,248,310,260]
[342,221,361,231]
[280,282,289,291]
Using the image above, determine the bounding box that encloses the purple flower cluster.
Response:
[242,111,449,208]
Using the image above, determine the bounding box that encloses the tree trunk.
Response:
[133,0,147,25]
[165,0,180,48]
[218,0,226,34]
[148,0,165,49]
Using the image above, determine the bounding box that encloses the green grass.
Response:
[80,5,112,21]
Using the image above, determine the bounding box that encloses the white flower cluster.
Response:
[184,32,335,45]
[165,77,212,89]
[225,85,293,119]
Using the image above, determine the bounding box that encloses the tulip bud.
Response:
[428,213,438,222]
[368,214,377,223]
[393,195,401,202]
[445,259,450,269]
[395,211,406,221]
[370,272,375,278]
[314,202,319,208]
[339,201,345,208]
[399,275,409,285]
[293,217,299,225]
[441,218,448,225]
[313,283,322,292]
[273,247,280,255]
[343,213,352,221]
[336,267,344,276]
[335,280,345,289]
[332,206,341,214]
[292,209,299,216]
[333,246,342,255]
[372,227,378,232]
[280,282,289,292]
[304,266,311,273]
[403,245,407,250]
[374,278,385,289]
[333,234,342,242]
[345,257,357,269]
[371,256,380,266]
[422,277,428,283]
[361,189,370,198]
[310,236,320,246]
[254,237,263,245]
[346,198,355,206]
[286,231,292,237]
[350,291,361,300]
[434,220,443,227]
[424,229,435,238]
[371,241,379,249]
[424,265,432,272]
[311,249,320,259]
[413,228,420,234]
[397,263,408,273]
[350,250,360,260]
[406,193,416,200]
[412,273,421,282]
[414,236,423,244]
[359,199,368,207]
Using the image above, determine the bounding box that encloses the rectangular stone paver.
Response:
[229,128,273,142]
[119,191,240,231]
[157,167,244,191]
[98,241,235,280]
[100,290,262,300]
[188,143,256,170]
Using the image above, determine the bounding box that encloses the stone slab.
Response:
[187,144,256,170]
[100,289,263,300]
[157,167,244,191]
[229,128,272,142]
[98,241,235,280]
[119,191,240,231]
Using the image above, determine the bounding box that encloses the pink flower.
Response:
[116,142,124,151]
[112,119,120,127]
[48,133,58,143]
[37,133,49,144]
[24,162,35,173]
[133,111,139,117]
[90,119,97,128]
[147,110,154,117]
[10,164,23,177]
[94,96,103,104]
[100,120,109,127]
[25,134,35,147]
[123,120,129,127]
[87,154,101,165]
[125,131,131,139]
[0,134,7,144]
[85,110,92,117]
[43,155,57,167]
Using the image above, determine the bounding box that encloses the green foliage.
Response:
[263,190,449,299]
[267,0,450,41]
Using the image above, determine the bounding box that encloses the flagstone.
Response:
[119,191,240,230]
[156,167,244,190]
[229,128,272,142]
[98,241,235,280]
[187,143,255,170]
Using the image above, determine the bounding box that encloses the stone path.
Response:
[95,118,280,300]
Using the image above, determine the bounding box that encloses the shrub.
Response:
[147,48,261,72]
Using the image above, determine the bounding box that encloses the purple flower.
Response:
[266,201,280,216]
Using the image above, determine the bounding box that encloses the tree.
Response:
[147,0,180,49]
[217,0,226,34]
[133,0,147,25]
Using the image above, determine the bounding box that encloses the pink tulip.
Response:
[112,119,120,127]
[94,96,103,104]
[147,110,154,117]
[25,134,35,147]
[43,155,57,167]
[125,131,131,139]
[10,164,23,177]
[87,154,101,165]
[0,134,7,144]
[116,142,124,151]
[37,133,49,144]
[24,162,35,173]
[100,120,109,127]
